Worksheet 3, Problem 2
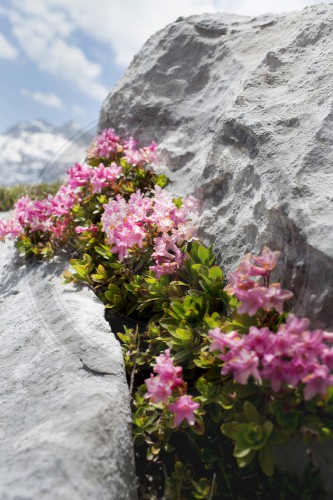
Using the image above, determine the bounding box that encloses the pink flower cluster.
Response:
[67,162,91,188]
[123,137,159,166]
[145,349,200,426]
[145,349,183,404]
[92,128,122,159]
[101,186,198,275]
[87,128,158,166]
[1,128,163,243]
[209,316,333,400]
[67,162,122,194]
[0,184,78,240]
[0,129,162,244]
[226,246,293,316]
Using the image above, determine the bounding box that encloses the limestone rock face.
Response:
[0,241,137,500]
[100,4,333,329]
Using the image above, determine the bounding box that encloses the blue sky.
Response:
[0,0,326,133]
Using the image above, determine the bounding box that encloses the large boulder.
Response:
[0,238,137,500]
[100,4,333,329]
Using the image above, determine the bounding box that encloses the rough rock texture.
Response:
[0,240,137,500]
[100,4,333,329]
[273,436,333,498]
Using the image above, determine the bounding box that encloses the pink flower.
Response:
[149,261,179,278]
[261,356,285,392]
[123,138,159,166]
[75,225,98,234]
[150,232,186,276]
[51,184,78,216]
[94,128,122,159]
[302,364,333,400]
[283,315,310,336]
[209,329,241,352]
[154,349,183,386]
[102,187,197,269]
[211,314,333,399]
[239,252,267,277]
[67,162,91,189]
[0,219,22,239]
[226,246,293,316]
[168,395,200,426]
[264,284,294,314]
[253,246,280,272]
[221,348,261,384]
[145,374,173,404]
[145,349,184,404]
[50,219,69,238]
[243,327,273,356]
[321,348,333,370]
[90,162,122,193]
[101,192,149,260]
[236,287,268,316]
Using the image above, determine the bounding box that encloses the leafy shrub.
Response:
[1,128,331,499]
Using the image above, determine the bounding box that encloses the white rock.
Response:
[0,241,137,499]
[100,4,333,329]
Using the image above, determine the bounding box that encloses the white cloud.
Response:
[0,32,18,60]
[4,1,108,101]
[2,0,329,102]
[45,0,218,68]
[21,88,64,109]
[34,0,327,68]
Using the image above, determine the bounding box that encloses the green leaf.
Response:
[258,445,274,477]
[155,174,169,188]
[208,266,223,281]
[234,447,252,458]
[172,197,182,208]
[263,421,274,440]
[237,450,256,468]
[244,401,262,424]
[198,245,210,264]
[221,422,237,439]
[164,443,175,453]
[172,328,194,341]
[173,348,193,363]
[232,383,258,398]
[95,244,113,259]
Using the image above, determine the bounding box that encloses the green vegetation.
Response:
[0,182,61,212]
[1,129,331,499]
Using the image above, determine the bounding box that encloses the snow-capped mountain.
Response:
[0,119,95,186]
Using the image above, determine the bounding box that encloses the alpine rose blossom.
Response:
[168,395,200,426]
[145,349,183,404]
[226,246,293,316]
[90,163,122,193]
[67,162,91,189]
[93,128,122,159]
[123,137,159,166]
[101,186,197,273]
[145,374,173,404]
[209,317,333,400]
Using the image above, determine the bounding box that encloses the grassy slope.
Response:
[0,183,61,212]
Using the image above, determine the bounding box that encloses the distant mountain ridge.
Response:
[0,119,95,186]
